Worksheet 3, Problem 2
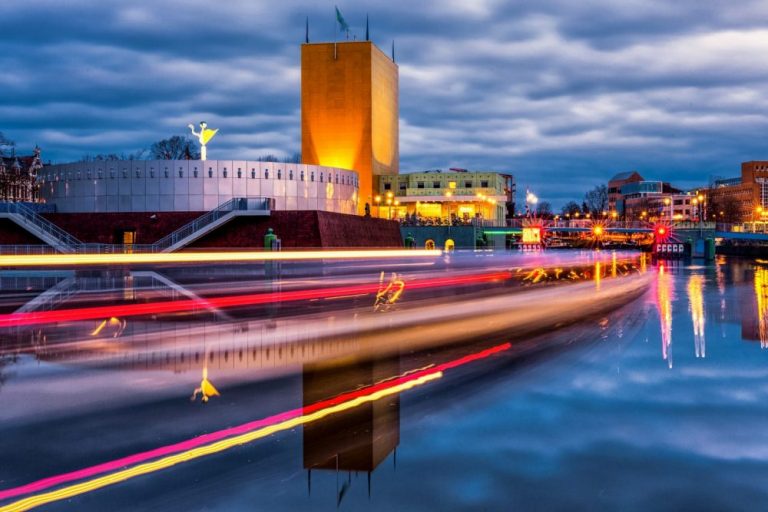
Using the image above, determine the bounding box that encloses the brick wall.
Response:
[42,212,202,244]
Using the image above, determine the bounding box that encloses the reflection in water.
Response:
[754,266,768,348]
[656,265,674,368]
[688,274,706,358]
[190,366,220,403]
[0,344,509,512]
[303,357,400,502]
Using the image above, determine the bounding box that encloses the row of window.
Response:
[41,168,357,186]
[383,180,491,190]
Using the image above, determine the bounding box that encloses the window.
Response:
[480,180,489,188]
[110,171,116,179]
[277,169,281,180]
[223,170,227,178]
[399,182,407,191]
[335,174,339,184]
[150,170,155,178]
[76,172,81,180]
[289,170,293,180]
[251,170,256,179]
[433,181,440,189]
[384,182,391,190]
[301,170,305,181]
[265,170,269,179]
[87,171,92,180]
[320,173,324,182]
[417,181,425,189]
[193,170,198,178]
[464,181,473,188]
[208,169,213,178]
[178,170,184,178]
[98,171,103,179]
[164,168,169,178]
[237,170,242,178]
[311,172,314,182]
[122,170,127,178]
[448,181,457,189]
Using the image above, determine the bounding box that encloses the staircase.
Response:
[152,197,272,252]
[0,202,82,253]
[0,198,271,254]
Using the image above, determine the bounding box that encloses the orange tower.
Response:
[301,41,399,214]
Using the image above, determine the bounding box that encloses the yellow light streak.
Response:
[0,372,442,512]
[0,250,442,267]
[688,274,705,357]
[89,319,107,336]
[755,267,768,348]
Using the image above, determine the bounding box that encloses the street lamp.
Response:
[386,197,393,219]
[374,195,381,218]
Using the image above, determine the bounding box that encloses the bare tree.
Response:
[282,152,301,163]
[81,149,148,162]
[584,185,608,215]
[536,201,552,217]
[257,154,280,162]
[150,136,200,160]
[709,194,741,224]
[561,201,580,216]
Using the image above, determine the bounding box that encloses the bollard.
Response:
[705,238,715,261]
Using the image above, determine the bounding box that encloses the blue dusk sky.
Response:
[2,1,767,206]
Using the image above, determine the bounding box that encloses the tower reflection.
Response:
[303,357,400,474]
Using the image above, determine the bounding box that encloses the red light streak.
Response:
[0,343,511,504]
[0,272,512,329]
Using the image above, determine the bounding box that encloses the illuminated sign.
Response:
[522,227,542,244]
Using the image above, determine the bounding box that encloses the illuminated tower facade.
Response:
[301,41,399,214]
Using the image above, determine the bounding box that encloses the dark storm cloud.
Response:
[2,0,768,206]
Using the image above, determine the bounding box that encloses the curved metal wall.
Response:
[38,160,359,214]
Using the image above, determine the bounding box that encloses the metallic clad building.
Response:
[38,160,358,214]
[301,41,399,214]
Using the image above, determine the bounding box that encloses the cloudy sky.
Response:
[2,0,768,206]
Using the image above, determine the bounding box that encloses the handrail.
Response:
[0,197,272,254]
[0,202,83,251]
[152,197,272,251]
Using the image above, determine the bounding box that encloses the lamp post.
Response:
[386,197,393,220]
[697,193,704,223]
[374,195,381,218]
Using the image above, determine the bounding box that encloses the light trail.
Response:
[0,271,512,328]
[0,343,511,510]
[0,249,442,268]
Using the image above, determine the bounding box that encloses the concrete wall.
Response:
[38,160,358,215]
[400,226,478,249]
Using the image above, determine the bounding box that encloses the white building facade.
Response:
[38,160,358,214]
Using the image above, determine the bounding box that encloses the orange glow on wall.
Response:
[301,42,399,214]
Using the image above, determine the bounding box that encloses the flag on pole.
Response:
[335,6,350,33]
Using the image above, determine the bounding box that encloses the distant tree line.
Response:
[81,136,301,163]
[559,185,608,217]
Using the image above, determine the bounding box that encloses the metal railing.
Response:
[151,197,272,251]
[0,202,82,252]
[0,197,272,255]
